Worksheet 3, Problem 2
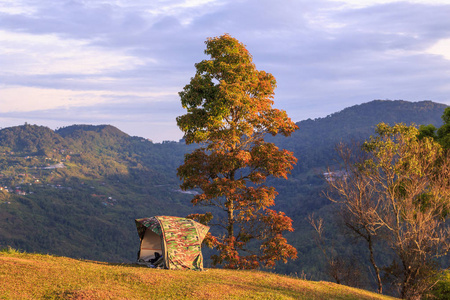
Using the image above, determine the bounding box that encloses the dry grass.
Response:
[0,250,397,300]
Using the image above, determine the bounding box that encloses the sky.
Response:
[1,0,450,142]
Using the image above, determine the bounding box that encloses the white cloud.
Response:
[427,39,450,60]
[0,85,178,113]
[0,30,148,76]
[0,86,107,112]
[328,0,450,8]
[0,0,36,15]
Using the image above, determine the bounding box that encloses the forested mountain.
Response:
[0,124,197,262]
[0,100,447,280]
[273,99,447,172]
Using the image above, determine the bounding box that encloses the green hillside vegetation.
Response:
[0,124,199,262]
[0,249,396,300]
[0,100,448,290]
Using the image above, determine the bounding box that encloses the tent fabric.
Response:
[136,217,162,238]
[135,216,209,270]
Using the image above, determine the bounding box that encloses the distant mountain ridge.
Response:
[273,100,448,172]
[0,100,447,276]
[323,99,445,124]
[56,124,129,137]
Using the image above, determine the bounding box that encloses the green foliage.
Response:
[0,246,24,254]
[419,106,450,149]
[418,124,438,140]
[426,271,450,299]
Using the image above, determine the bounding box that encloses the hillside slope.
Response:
[0,250,396,300]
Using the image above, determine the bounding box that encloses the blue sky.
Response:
[1,0,450,142]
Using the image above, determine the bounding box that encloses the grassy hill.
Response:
[0,248,396,300]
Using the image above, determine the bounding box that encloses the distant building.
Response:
[43,162,65,169]
[323,170,348,182]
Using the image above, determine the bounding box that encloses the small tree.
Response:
[177,34,298,269]
[308,213,364,287]
[325,142,384,293]
[327,123,450,299]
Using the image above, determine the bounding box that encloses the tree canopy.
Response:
[419,106,450,148]
[328,123,450,299]
[177,34,298,269]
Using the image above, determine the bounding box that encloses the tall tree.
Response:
[328,123,450,299]
[177,34,298,269]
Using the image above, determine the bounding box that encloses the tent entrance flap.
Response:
[139,229,162,261]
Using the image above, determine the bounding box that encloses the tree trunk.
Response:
[227,200,234,239]
[368,235,383,294]
[227,170,235,239]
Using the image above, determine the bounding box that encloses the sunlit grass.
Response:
[0,249,397,299]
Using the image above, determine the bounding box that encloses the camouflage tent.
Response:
[135,216,209,270]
